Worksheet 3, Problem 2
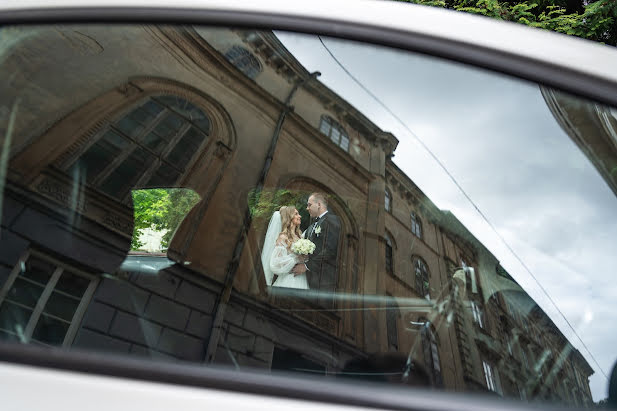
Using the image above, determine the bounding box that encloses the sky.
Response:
[276,32,617,401]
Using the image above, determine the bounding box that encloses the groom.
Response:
[293,192,341,294]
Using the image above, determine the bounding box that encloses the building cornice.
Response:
[238,30,399,152]
[385,161,441,222]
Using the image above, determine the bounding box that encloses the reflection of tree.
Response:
[131,188,201,250]
[402,0,617,47]
[248,188,309,230]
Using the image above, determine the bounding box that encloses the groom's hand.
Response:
[292,264,307,276]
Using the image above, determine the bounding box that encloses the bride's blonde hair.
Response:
[279,206,302,247]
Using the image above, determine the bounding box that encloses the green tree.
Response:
[400,0,617,46]
[248,188,309,231]
[131,188,200,251]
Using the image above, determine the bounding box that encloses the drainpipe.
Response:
[204,71,321,362]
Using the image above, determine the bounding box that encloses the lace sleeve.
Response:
[270,245,298,276]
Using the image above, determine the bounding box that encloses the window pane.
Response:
[102,129,132,150]
[432,343,441,372]
[319,118,331,134]
[166,127,206,171]
[20,258,55,285]
[54,272,89,298]
[31,314,69,345]
[100,147,154,198]
[0,302,33,336]
[6,277,44,308]
[128,106,159,126]
[0,329,19,342]
[193,116,211,134]
[43,291,80,322]
[330,127,340,143]
[155,112,185,140]
[142,131,169,154]
[340,135,349,151]
[224,46,261,79]
[181,126,206,148]
[70,132,125,183]
[154,97,210,133]
[146,163,182,187]
[115,116,145,139]
[386,305,398,350]
[141,100,165,117]
[386,245,393,273]
[155,95,183,108]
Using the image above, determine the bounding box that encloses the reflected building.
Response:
[0,26,593,406]
[542,88,617,197]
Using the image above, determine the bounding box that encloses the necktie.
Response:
[309,218,319,238]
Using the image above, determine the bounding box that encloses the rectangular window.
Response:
[330,127,340,144]
[319,116,331,135]
[520,347,529,370]
[0,251,98,346]
[386,300,398,352]
[340,134,349,151]
[483,360,498,393]
[470,300,484,329]
[517,384,527,401]
[385,244,393,274]
[574,369,584,390]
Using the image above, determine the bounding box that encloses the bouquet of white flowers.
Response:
[291,238,316,255]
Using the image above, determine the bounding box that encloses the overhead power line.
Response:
[317,35,608,380]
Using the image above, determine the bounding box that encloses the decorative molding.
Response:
[31,171,133,237]
[274,296,340,335]
[214,141,232,159]
[118,82,142,98]
[35,176,89,214]
[235,30,305,84]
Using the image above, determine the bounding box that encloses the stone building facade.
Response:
[0,25,593,406]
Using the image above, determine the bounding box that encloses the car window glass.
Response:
[1,24,616,408]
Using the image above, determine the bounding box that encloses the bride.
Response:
[261,206,309,289]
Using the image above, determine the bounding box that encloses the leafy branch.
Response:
[400,0,616,46]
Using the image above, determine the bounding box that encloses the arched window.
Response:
[413,257,430,300]
[319,116,350,151]
[385,188,392,212]
[420,321,442,387]
[67,95,211,202]
[224,46,262,79]
[470,300,485,329]
[386,296,399,352]
[411,211,422,238]
[385,233,394,275]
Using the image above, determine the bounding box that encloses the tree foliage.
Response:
[400,0,617,46]
[131,188,201,250]
[248,188,310,231]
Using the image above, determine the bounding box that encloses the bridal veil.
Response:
[261,210,281,286]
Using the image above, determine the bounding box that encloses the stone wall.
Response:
[74,261,219,361]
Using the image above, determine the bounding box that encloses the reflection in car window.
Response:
[1,25,616,408]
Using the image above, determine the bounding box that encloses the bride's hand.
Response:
[292,264,307,275]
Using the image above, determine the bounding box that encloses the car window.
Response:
[1,24,616,408]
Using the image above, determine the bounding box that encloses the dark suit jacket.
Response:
[306,212,340,292]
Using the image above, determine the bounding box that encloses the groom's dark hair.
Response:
[310,192,328,208]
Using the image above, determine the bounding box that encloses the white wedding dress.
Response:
[261,211,309,290]
[270,240,309,289]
